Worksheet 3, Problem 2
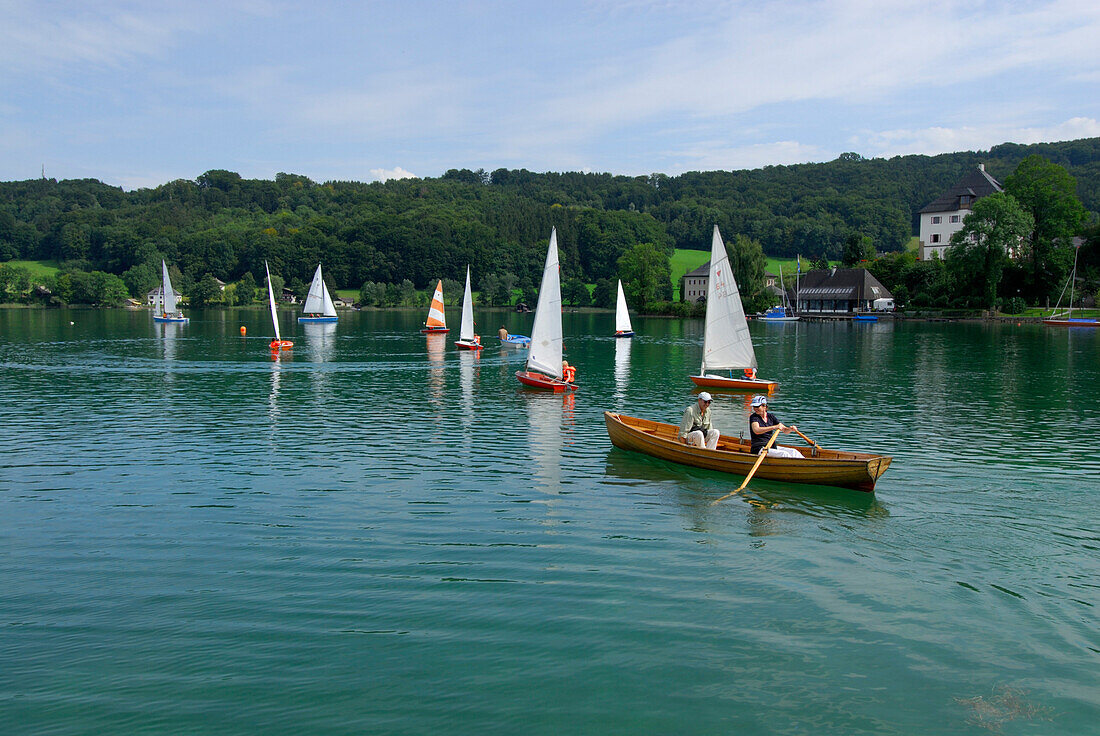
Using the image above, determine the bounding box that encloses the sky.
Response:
[2,0,1099,190]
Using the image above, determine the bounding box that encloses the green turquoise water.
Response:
[1,308,1098,734]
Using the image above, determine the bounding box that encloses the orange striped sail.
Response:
[424,280,447,329]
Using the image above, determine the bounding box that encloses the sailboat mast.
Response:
[1068,245,1078,318]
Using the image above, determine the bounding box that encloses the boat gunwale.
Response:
[604,411,890,492]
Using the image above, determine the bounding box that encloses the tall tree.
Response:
[948,193,1033,310]
[617,241,672,310]
[1004,155,1088,300]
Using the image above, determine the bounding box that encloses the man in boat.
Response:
[742,367,757,380]
[679,392,719,450]
[561,360,576,384]
[749,395,803,458]
[499,325,509,340]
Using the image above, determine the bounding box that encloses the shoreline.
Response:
[1,302,1080,323]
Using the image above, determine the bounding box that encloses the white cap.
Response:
[751,395,768,407]
[698,392,713,402]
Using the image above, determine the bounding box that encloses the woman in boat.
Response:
[749,395,803,458]
[679,392,719,450]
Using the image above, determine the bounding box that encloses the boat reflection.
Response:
[425,333,446,405]
[603,448,888,526]
[525,392,567,497]
[614,336,631,404]
[268,358,283,422]
[458,349,479,429]
[302,321,337,363]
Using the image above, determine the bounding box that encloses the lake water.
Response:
[1,308,1098,735]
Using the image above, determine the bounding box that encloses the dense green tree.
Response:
[592,278,616,309]
[0,263,31,302]
[122,261,159,300]
[841,233,876,266]
[479,273,502,307]
[66,270,129,305]
[359,280,386,307]
[441,278,463,306]
[726,234,771,313]
[266,273,284,299]
[189,273,223,306]
[948,193,1034,309]
[1003,155,1089,300]
[236,272,257,303]
[562,276,591,307]
[617,241,672,310]
[398,279,416,306]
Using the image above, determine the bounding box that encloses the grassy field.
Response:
[670,249,709,292]
[5,260,61,279]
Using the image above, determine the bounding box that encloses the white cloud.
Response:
[862,117,1100,157]
[671,140,830,172]
[369,166,418,182]
[497,0,1100,152]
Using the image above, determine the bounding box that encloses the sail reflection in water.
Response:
[458,350,478,428]
[268,359,283,423]
[526,393,563,497]
[302,321,337,362]
[614,337,631,403]
[425,333,446,404]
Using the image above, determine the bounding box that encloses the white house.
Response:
[918,164,1003,261]
[681,262,709,302]
[146,285,183,306]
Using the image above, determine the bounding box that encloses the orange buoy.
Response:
[240,326,246,335]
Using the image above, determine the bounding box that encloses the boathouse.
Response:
[794,268,893,314]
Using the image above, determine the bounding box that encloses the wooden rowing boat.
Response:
[604,411,891,493]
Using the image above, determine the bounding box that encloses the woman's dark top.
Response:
[749,412,780,453]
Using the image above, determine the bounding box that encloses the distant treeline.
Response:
[1,137,1099,295]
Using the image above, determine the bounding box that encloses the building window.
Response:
[929,234,941,243]
[950,215,960,223]
[931,216,941,224]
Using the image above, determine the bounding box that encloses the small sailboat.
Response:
[758,265,799,322]
[266,261,293,351]
[689,226,778,391]
[614,279,635,337]
[455,265,483,350]
[516,228,576,391]
[152,260,188,323]
[298,263,338,323]
[1044,243,1098,327]
[420,280,449,333]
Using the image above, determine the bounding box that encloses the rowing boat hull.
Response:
[604,412,890,493]
[690,374,778,391]
[516,370,575,392]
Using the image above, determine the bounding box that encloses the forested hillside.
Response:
[1,137,1098,295]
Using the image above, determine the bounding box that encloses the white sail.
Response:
[302,263,337,317]
[701,225,756,373]
[459,265,476,342]
[526,228,563,379]
[615,280,633,333]
[161,260,178,314]
[266,260,282,342]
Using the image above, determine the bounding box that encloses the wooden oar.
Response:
[792,428,822,456]
[710,429,780,505]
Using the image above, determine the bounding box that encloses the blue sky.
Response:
[2,0,1099,190]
